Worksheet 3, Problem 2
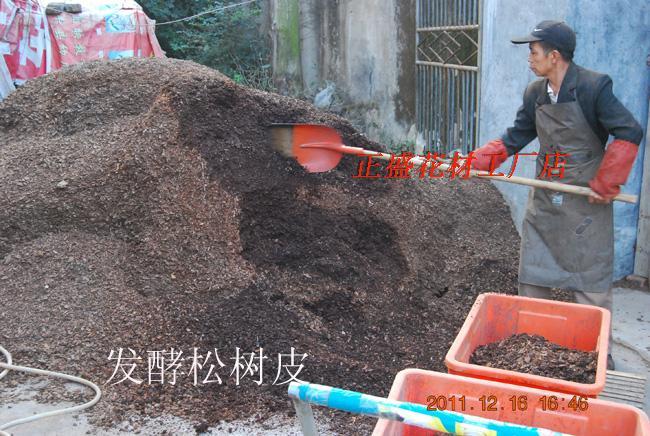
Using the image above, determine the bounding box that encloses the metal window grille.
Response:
[416,0,481,155]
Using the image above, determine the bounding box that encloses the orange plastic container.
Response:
[372,369,650,436]
[445,293,610,397]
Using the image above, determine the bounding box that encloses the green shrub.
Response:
[140,0,273,91]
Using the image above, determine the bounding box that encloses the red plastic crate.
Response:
[445,293,610,397]
[372,369,650,436]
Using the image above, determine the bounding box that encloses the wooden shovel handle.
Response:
[476,172,638,204]
[301,142,366,154]
[368,153,638,204]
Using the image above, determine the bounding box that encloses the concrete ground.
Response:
[0,403,338,435]
[0,381,339,435]
[1,287,648,435]
[609,286,650,412]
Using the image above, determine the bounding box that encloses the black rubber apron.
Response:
[518,96,613,292]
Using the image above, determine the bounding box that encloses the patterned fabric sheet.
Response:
[0,0,164,84]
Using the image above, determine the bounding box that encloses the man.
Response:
[471,20,643,369]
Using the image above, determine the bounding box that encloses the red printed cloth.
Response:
[0,0,163,84]
[48,0,163,69]
[0,0,52,83]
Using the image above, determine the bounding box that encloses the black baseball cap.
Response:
[511,20,576,54]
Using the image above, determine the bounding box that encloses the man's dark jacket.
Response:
[501,62,643,155]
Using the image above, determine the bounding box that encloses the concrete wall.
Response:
[269,0,416,144]
[479,0,649,279]
[636,111,650,278]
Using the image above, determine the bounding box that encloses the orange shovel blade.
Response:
[270,124,355,173]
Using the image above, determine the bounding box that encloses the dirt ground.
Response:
[0,58,520,434]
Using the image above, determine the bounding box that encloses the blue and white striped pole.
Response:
[288,382,572,436]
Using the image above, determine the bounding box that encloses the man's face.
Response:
[528,42,554,77]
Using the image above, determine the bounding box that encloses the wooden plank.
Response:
[634,105,650,278]
[606,370,647,380]
[602,385,646,395]
[602,384,646,397]
[599,399,645,409]
[601,390,646,400]
[602,386,646,395]
[602,377,647,389]
[599,393,645,405]
[603,373,647,383]
[600,370,647,409]
[600,390,645,401]
[600,393,645,404]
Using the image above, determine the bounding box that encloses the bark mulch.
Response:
[470,333,597,384]
[0,58,520,434]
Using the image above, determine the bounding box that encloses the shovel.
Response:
[269,123,637,204]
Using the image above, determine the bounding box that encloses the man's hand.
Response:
[470,139,509,172]
[588,190,611,204]
[588,139,638,202]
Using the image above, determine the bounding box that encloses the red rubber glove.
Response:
[470,139,509,172]
[588,139,638,200]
